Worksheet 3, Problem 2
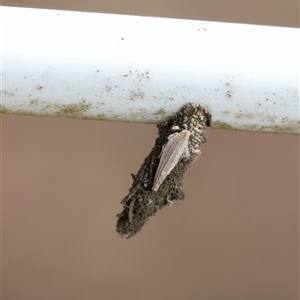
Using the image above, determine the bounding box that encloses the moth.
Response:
[116,103,211,238]
[152,130,197,191]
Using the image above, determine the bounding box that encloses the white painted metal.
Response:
[1,6,299,134]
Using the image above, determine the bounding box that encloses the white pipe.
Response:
[1,6,299,134]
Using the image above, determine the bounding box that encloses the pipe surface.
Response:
[1,6,299,134]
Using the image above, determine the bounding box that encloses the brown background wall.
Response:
[2,1,299,299]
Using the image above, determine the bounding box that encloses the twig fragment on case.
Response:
[116,103,212,238]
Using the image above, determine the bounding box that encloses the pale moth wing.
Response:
[152,130,191,191]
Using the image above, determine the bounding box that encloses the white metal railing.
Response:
[1,6,299,134]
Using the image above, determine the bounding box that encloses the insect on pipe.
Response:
[116,103,212,238]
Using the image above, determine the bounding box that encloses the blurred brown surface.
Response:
[2,1,299,299]
[2,0,300,26]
